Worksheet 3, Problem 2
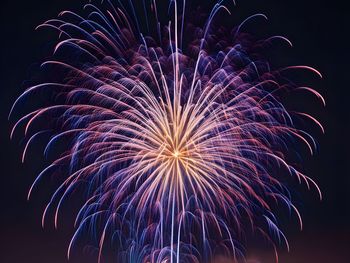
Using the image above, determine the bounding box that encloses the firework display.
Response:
[10,1,324,262]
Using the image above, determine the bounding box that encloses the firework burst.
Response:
[10,0,324,262]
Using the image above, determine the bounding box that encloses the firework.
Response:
[10,0,324,262]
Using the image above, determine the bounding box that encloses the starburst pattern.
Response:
[10,1,324,262]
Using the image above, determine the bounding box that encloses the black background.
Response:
[0,0,349,262]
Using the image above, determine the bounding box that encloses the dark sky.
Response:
[0,0,349,262]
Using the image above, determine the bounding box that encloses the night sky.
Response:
[0,0,349,262]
